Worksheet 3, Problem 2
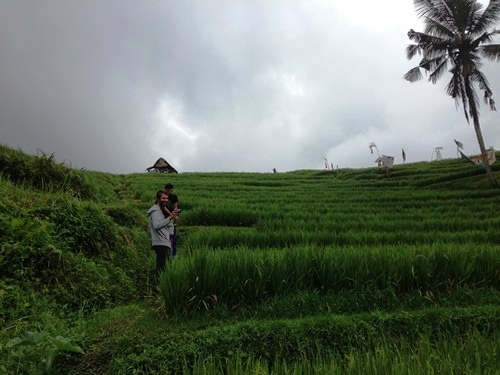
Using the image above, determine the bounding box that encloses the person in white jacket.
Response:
[147,190,179,276]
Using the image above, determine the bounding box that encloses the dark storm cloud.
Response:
[1,0,499,173]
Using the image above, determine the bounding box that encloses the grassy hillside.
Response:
[1,144,499,374]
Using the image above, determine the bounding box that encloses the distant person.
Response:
[164,182,180,255]
[164,183,179,213]
[147,189,178,276]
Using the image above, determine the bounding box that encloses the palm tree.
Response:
[404,0,500,188]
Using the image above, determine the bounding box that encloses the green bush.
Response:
[0,145,96,199]
[104,205,145,227]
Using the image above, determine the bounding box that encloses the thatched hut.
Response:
[146,157,178,173]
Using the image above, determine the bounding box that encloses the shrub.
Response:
[0,145,96,199]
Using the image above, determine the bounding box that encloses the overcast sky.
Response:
[1,0,499,173]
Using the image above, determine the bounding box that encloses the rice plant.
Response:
[160,244,500,314]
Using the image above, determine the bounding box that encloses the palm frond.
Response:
[446,69,463,99]
[419,57,433,71]
[429,54,449,68]
[446,71,471,123]
[488,97,496,111]
[404,67,423,82]
[470,70,496,110]
[453,0,482,34]
[408,28,448,45]
[406,44,422,60]
[483,89,496,111]
[407,29,426,43]
[407,30,450,62]
[414,0,457,31]
[480,43,500,61]
[473,0,500,33]
[422,41,452,61]
[471,70,492,94]
[424,16,455,37]
[428,57,449,83]
[470,32,493,49]
[413,0,435,19]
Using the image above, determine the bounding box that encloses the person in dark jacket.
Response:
[164,182,180,254]
[164,183,179,213]
[147,190,178,275]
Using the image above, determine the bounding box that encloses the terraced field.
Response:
[1,145,499,374]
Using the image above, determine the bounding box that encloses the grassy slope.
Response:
[1,145,499,374]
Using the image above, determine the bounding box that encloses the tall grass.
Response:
[160,243,500,314]
[187,332,499,374]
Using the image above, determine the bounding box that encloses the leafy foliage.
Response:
[0,147,151,327]
[7,331,83,375]
[0,144,97,199]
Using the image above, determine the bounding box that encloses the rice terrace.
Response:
[0,144,499,374]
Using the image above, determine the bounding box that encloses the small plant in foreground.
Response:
[6,330,84,374]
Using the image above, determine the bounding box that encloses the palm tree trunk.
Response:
[465,79,499,188]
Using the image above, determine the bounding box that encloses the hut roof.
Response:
[146,157,178,173]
